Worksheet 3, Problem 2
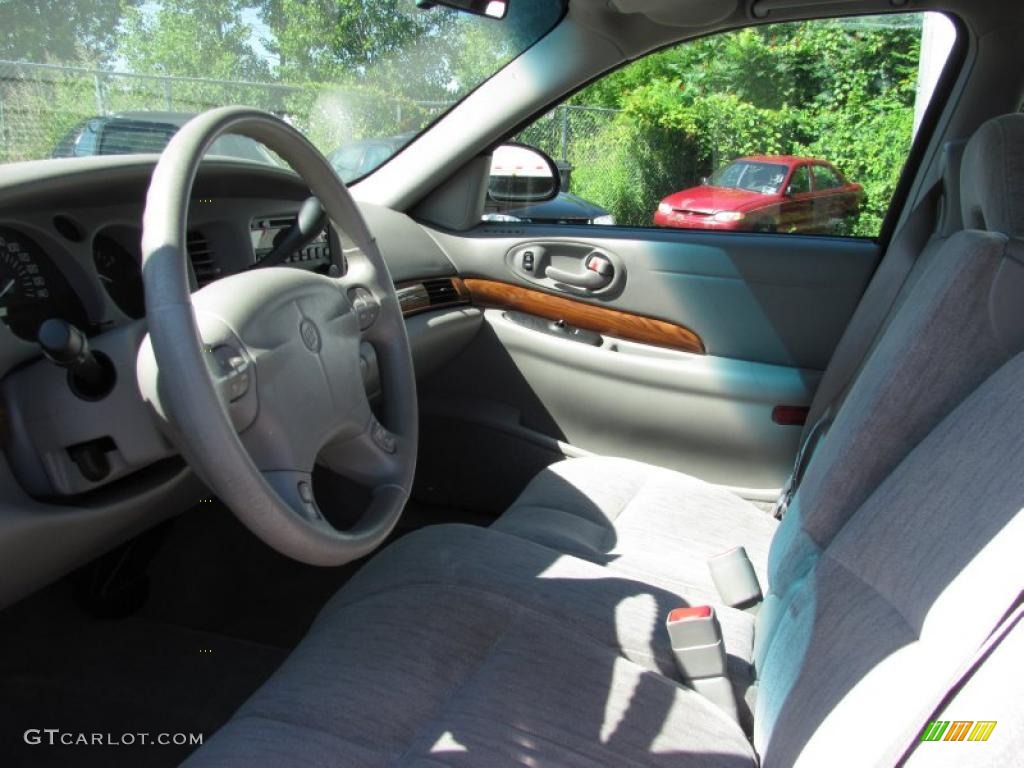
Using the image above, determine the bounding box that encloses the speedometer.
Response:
[0,226,90,340]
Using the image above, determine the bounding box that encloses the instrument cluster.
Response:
[0,209,337,348]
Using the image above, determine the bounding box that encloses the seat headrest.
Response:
[961,113,1024,236]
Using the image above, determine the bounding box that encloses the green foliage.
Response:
[0,0,138,64]
[558,17,924,236]
[120,0,272,80]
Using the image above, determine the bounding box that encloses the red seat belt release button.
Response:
[668,605,712,622]
[666,606,725,674]
[665,606,739,722]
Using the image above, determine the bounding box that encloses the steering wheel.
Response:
[136,107,417,566]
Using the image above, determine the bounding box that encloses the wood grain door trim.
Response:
[462,278,705,354]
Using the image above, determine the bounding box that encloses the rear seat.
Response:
[491,113,1024,613]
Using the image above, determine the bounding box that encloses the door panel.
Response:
[432,226,878,369]
[420,225,878,494]
[424,308,820,492]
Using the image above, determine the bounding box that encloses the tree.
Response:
[258,0,459,97]
[0,0,138,64]
[556,17,924,233]
[118,0,271,80]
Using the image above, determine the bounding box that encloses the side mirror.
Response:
[488,143,560,204]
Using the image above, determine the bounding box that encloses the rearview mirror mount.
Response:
[415,0,508,19]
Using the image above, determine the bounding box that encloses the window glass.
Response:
[502,12,957,238]
[788,166,811,195]
[329,145,367,183]
[812,164,844,190]
[98,122,177,154]
[362,144,395,171]
[710,161,788,194]
[0,0,565,180]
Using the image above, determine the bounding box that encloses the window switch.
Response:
[522,250,534,271]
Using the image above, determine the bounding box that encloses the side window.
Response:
[73,119,100,157]
[499,12,957,237]
[328,145,365,184]
[361,144,394,173]
[788,166,811,195]
[812,164,844,191]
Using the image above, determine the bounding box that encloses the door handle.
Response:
[545,252,614,290]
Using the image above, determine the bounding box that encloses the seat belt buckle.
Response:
[708,546,763,610]
[665,606,739,722]
[666,606,728,679]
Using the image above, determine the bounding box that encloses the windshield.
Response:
[709,161,789,194]
[0,0,564,176]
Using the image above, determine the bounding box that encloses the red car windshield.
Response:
[709,161,789,194]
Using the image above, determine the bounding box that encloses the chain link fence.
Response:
[1,61,654,223]
[515,104,623,198]
[0,60,450,164]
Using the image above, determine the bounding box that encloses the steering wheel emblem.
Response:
[299,318,321,352]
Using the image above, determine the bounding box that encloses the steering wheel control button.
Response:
[348,287,380,330]
[210,345,251,401]
[296,483,322,521]
[370,418,396,454]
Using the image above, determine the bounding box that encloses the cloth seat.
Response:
[186,567,757,767]
[492,456,777,602]
[314,524,760,707]
[187,348,1024,767]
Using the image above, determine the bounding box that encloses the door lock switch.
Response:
[522,250,535,271]
[585,253,613,277]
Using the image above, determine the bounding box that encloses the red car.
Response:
[653,155,863,234]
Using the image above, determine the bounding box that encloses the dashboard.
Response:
[0,187,341,362]
[0,155,481,606]
[0,158,462,375]
[0,213,336,340]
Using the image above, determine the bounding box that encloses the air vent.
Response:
[423,278,460,306]
[395,278,468,317]
[261,216,297,230]
[187,230,221,287]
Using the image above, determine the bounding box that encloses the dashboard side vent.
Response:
[396,278,469,317]
[423,278,461,306]
[187,230,220,287]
